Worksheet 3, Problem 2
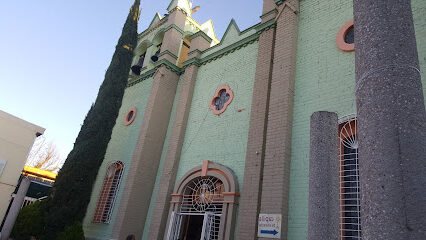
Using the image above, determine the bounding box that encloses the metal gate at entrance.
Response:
[166,177,224,240]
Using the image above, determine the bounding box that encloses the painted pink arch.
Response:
[166,161,239,239]
[123,107,137,126]
[209,85,234,115]
[336,19,355,52]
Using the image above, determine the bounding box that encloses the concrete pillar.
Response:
[353,0,426,239]
[1,177,30,240]
[307,111,339,240]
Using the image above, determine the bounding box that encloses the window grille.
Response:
[167,176,224,240]
[339,115,361,239]
[93,161,124,223]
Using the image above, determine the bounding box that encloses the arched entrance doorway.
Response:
[166,161,238,240]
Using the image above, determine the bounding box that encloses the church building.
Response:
[83,0,426,239]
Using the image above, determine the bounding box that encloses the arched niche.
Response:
[150,29,165,59]
[130,40,150,75]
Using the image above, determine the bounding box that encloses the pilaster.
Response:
[259,1,299,239]
[146,32,211,240]
[112,66,180,240]
[158,9,187,64]
[236,20,276,240]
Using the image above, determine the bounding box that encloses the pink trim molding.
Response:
[201,160,210,177]
[336,19,354,52]
[209,85,234,115]
[124,107,137,126]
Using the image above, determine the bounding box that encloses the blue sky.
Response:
[0,0,262,161]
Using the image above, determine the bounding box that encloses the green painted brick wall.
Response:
[175,40,258,206]
[287,0,426,239]
[83,77,154,239]
[141,75,184,240]
[413,0,426,98]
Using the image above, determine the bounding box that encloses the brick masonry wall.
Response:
[173,42,259,238]
[175,42,258,185]
[141,75,183,240]
[259,2,299,239]
[287,0,426,239]
[236,27,275,240]
[83,77,154,239]
[112,67,179,240]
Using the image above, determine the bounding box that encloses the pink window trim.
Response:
[124,107,137,126]
[209,85,234,115]
[93,161,125,223]
[336,19,354,52]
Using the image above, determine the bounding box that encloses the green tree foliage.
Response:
[11,201,45,240]
[42,1,140,238]
[57,222,85,240]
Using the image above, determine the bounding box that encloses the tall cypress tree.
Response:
[43,1,140,238]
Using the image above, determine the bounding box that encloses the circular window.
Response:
[336,19,354,52]
[209,85,234,115]
[124,107,137,126]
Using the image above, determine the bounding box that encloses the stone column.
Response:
[307,111,339,240]
[353,0,426,239]
[147,31,211,240]
[1,177,31,240]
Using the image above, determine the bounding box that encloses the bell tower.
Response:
[111,1,217,239]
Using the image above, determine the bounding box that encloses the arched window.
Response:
[338,115,361,239]
[93,161,125,223]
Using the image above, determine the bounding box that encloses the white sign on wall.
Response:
[257,213,282,239]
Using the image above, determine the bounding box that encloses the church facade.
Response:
[82,0,426,239]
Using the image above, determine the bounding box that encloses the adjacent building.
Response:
[0,110,44,236]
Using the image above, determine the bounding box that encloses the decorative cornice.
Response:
[199,35,260,65]
[127,68,157,87]
[158,50,178,60]
[254,18,276,33]
[190,31,212,43]
[197,20,275,66]
[129,19,278,87]
[127,59,183,88]
[169,7,190,17]
[139,18,167,39]
[164,23,185,36]
[181,58,201,68]
[187,49,203,57]
[186,16,202,31]
[154,58,182,74]
[260,8,278,19]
